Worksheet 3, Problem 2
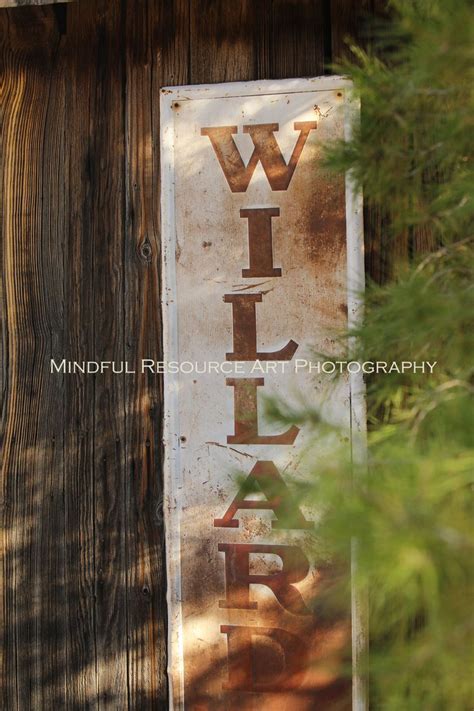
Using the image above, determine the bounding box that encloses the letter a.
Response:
[214,460,312,529]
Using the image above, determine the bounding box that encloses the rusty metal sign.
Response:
[160,77,365,710]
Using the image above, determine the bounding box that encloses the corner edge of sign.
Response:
[344,92,369,711]
[159,92,186,711]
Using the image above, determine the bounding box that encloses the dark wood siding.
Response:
[1,1,386,707]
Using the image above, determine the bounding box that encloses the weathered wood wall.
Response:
[1,1,383,708]
[0,1,73,9]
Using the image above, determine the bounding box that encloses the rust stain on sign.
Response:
[161,77,363,710]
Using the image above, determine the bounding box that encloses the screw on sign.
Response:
[161,79,359,711]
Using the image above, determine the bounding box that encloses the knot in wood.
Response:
[139,237,153,262]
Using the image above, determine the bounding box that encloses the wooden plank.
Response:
[0,1,73,7]
[0,6,68,708]
[331,0,398,283]
[123,0,189,706]
[190,0,255,83]
[1,0,129,707]
[257,0,325,79]
[62,164,98,711]
[331,0,435,279]
[330,0,375,64]
[190,0,325,84]
[66,0,129,707]
[60,2,102,707]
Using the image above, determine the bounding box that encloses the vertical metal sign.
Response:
[161,77,365,710]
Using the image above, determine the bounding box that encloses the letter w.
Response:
[201,122,317,192]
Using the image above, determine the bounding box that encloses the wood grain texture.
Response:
[0,1,73,8]
[331,0,434,282]
[1,0,387,707]
[190,0,325,84]
[1,8,68,708]
[123,0,189,706]
[190,0,255,83]
[257,0,325,79]
[62,5,101,705]
[330,0,376,64]
[330,0,399,283]
[70,1,128,707]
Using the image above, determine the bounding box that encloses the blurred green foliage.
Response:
[270,1,474,708]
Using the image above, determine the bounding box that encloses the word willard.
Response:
[199,119,317,691]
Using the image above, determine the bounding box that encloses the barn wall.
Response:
[1,1,381,707]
